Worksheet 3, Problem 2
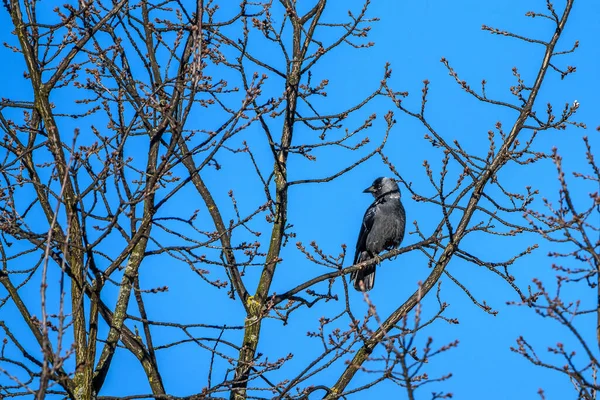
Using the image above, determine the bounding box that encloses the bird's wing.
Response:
[365,198,406,253]
[354,203,377,264]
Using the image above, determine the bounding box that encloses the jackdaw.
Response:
[351,177,406,291]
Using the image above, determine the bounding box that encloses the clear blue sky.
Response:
[0,0,599,398]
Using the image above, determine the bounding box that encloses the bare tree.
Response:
[513,137,599,400]
[0,0,593,399]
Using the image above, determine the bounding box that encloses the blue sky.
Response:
[1,0,599,399]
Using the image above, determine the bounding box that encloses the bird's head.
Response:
[363,177,400,198]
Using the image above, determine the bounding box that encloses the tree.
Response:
[514,138,599,400]
[0,0,596,398]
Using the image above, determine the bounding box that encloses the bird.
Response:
[351,177,406,291]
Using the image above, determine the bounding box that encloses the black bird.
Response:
[351,177,406,291]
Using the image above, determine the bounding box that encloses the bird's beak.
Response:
[363,185,375,194]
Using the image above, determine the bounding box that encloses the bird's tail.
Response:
[351,259,376,292]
